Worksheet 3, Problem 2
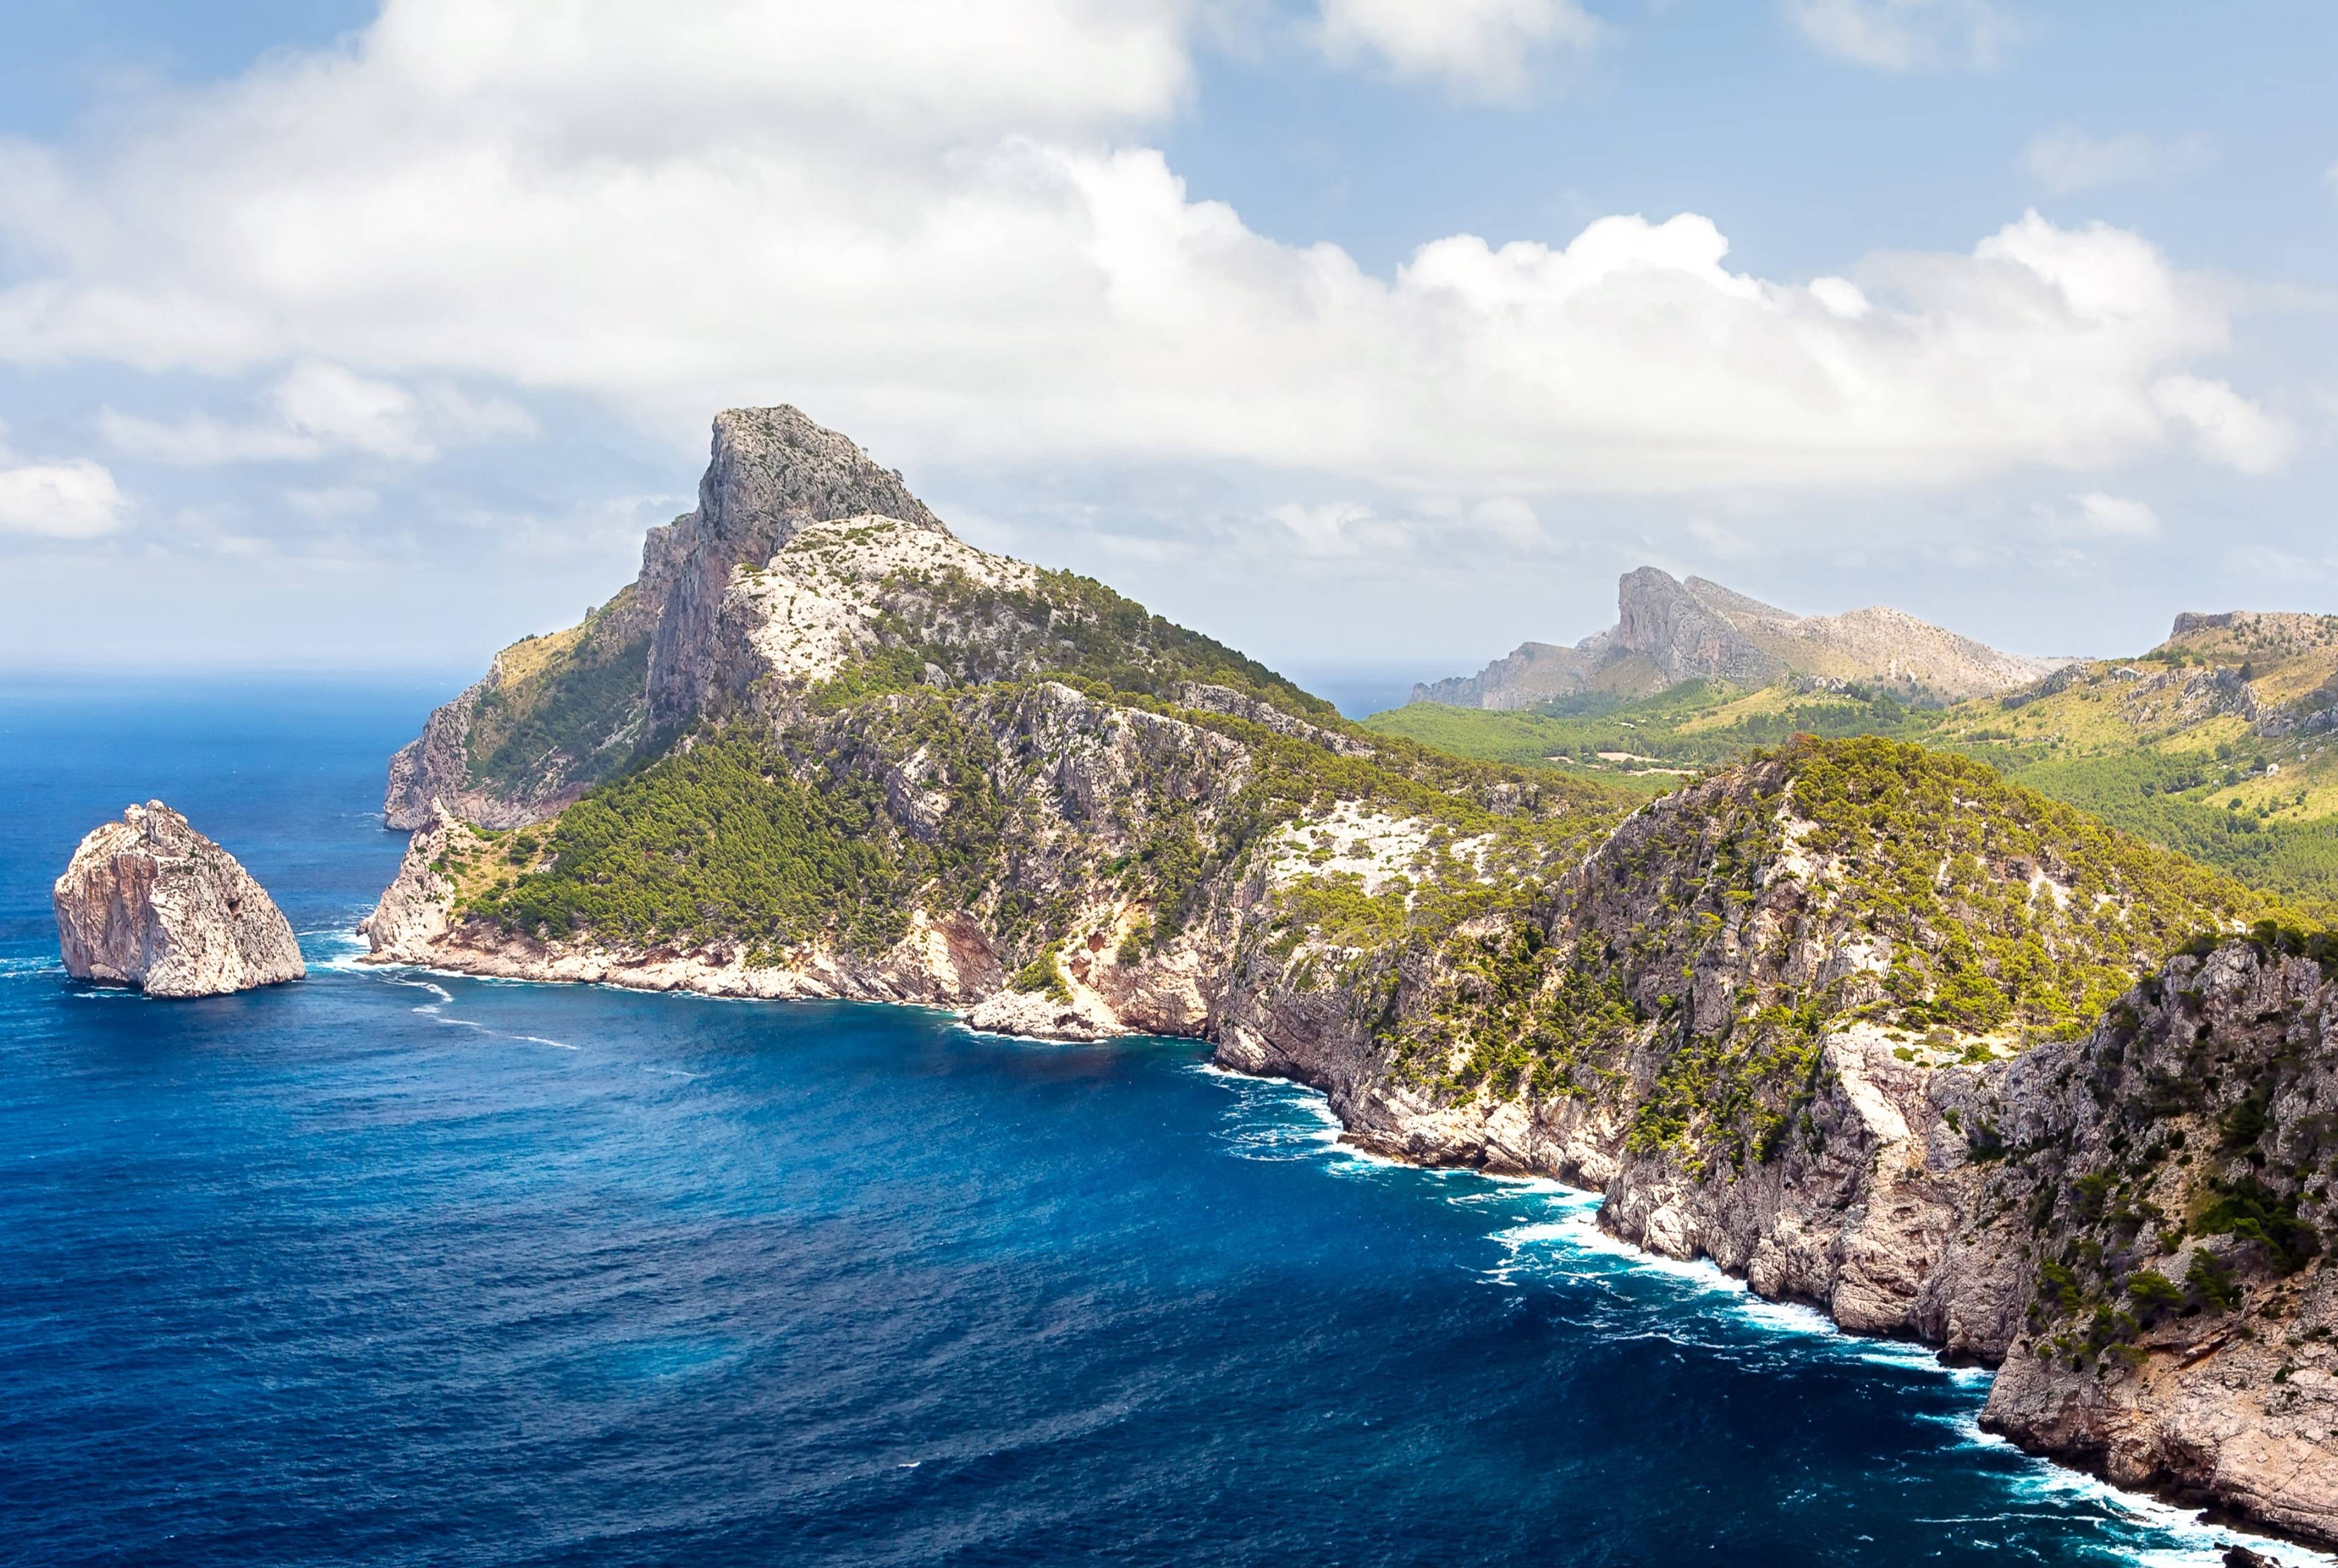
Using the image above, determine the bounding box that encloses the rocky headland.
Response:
[360,405,2338,1545]
[56,801,304,997]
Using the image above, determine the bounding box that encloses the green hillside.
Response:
[1372,613,2338,906]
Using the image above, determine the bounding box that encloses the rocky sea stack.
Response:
[55,802,305,997]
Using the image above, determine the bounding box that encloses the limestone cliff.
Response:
[1410,640,1592,709]
[1413,567,2059,709]
[55,802,304,996]
[1976,936,2338,1544]
[385,407,941,830]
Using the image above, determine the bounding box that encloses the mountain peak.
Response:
[383,405,1330,831]
[1414,568,2054,710]
[645,408,948,732]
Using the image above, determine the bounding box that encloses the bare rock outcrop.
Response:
[1970,940,2338,1544]
[647,407,944,735]
[382,406,946,828]
[54,802,304,997]
[1413,567,2060,709]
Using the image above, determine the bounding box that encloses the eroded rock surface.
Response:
[54,802,304,996]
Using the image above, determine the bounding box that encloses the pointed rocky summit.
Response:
[1416,567,2060,709]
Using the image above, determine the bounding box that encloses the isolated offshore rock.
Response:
[54,801,304,996]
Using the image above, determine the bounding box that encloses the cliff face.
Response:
[54,802,304,996]
[1612,567,1786,688]
[644,407,945,737]
[1976,939,2338,1544]
[1413,567,2057,710]
[1409,641,1590,709]
[385,408,943,829]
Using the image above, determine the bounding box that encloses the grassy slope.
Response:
[1371,635,2338,907]
[462,584,655,798]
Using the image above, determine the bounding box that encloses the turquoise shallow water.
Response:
[0,676,2323,1566]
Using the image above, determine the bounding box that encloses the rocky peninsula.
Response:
[56,801,304,997]
[360,406,2338,1545]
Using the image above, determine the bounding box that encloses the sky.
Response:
[2,1,2335,696]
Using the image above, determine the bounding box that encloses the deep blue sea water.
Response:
[0,676,2325,1567]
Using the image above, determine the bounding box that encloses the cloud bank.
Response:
[0,0,2287,507]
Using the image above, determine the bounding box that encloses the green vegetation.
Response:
[1383,735,2288,1169]
[1626,1003,1828,1167]
[1273,872,1409,950]
[1994,750,2338,903]
[812,558,1337,724]
[1783,737,2281,1036]
[466,736,912,954]
[1366,679,1934,779]
[465,586,653,798]
[2194,1177,2320,1274]
[1371,646,2338,907]
[1358,704,1674,792]
[1009,948,1072,1002]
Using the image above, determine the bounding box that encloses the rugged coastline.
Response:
[358,878,2338,1547]
[358,405,2338,1547]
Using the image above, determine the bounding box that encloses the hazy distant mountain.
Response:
[1415,568,2062,709]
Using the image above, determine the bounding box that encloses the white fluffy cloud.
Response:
[1783,0,2018,71]
[0,458,128,537]
[2020,126,2213,195]
[0,0,2289,503]
[99,362,535,466]
[2149,374,2293,474]
[1316,0,1601,102]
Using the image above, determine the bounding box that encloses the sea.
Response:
[0,674,2323,1567]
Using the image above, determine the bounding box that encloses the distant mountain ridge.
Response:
[1416,568,2061,709]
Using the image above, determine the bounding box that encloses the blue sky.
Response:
[2,1,2334,691]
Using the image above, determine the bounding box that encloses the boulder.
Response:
[54,801,304,997]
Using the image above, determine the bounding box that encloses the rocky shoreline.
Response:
[353,407,2338,1549]
[358,800,2338,1547]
